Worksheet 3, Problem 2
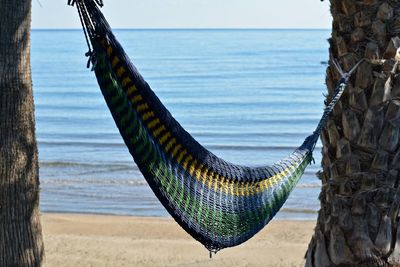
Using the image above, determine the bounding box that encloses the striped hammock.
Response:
[69,0,356,253]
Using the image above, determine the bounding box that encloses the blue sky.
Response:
[32,0,331,29]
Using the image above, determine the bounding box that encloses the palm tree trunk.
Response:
[0,0,44,266]
[306,1,400,266]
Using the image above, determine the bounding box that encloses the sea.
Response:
[31,29,330,220]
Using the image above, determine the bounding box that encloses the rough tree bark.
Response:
[0,0,44,266]
[306,1,400,266]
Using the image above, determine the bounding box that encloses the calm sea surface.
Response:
[31,29,330,219]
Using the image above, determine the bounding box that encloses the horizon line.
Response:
[32,27,331,31]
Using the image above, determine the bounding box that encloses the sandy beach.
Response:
[42,213,315,267]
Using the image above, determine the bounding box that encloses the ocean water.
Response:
[31,29,330,219]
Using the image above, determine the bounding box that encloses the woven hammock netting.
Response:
[68,0,353,253]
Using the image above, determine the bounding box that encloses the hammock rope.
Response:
[69,0,361,253]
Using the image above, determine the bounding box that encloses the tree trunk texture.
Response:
[0,0,44,266]
[306,1,400,267]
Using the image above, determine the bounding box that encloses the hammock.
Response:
[68,0,360,253]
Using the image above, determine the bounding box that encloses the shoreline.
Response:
[41,210,318,220]
[42,213,316,267]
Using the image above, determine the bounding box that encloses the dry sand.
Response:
[42,213,315,267]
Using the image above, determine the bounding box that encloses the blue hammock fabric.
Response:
[69,0,354,253]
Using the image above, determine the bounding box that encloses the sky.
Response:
[32,0,332,29]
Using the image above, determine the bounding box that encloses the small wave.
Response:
[280,208,318,214]
[40,161,137,169]
[41,178,148,186]
[297,183,321,189]
[207,144,322,151]
[207,144,296,151]
[38,140,322,152]
[36,104,100,111]
[39,161,139,176]
[193,131,309,138]
[40,161,90,167]
[38,140,125,148]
